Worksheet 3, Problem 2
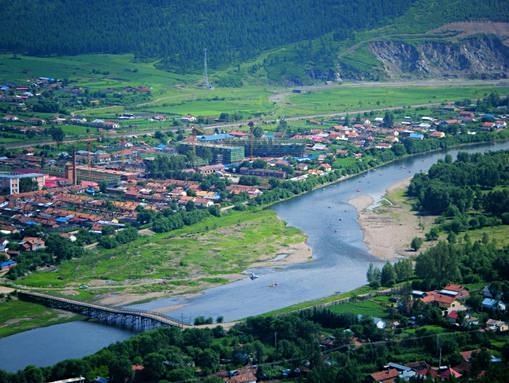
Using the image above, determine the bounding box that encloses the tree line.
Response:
[408,151,509,226]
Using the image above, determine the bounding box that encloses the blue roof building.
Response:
[197,133,233,142]
[0,260,16,269]
[482,298,506,311]
[409,132,424,140]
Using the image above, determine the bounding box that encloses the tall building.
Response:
[179,142,245,164]
[0,173,45,195]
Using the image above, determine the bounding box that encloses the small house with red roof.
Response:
[369,368,399,383]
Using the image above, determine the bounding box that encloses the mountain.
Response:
[0,0,415,70]
[247,0,509,84]
[0,0,508,83]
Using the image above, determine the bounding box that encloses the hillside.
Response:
[0,0,508,84]
[247,0,509,84]
[0,0,415,71]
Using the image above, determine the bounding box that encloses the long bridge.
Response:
[17,290,190,331]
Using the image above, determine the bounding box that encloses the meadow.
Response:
[279,85,509,116]
[328,295,391,318]
[0,299,80,338]
[1,54,507,126]
[17,209,306,299]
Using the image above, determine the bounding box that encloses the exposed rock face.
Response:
[369,36,509,79]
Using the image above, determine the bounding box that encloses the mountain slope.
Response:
[243,0,509,83]
[0,0,415,71]
[0,0,508,83]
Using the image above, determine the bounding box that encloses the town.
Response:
[1,77,508,280]
[1,0,509,381]
[1,79,509,382]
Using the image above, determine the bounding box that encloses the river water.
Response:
[1,141,508,372]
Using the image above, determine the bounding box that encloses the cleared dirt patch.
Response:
[431,22,509,45]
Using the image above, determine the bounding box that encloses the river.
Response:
[1,141,508,372]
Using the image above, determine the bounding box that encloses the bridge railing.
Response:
[17,290,188,327]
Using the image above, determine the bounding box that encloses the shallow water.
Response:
[1,141,508,371]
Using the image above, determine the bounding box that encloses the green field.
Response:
[279,85,509,116]
[0,54,191,90]
[17,209,306,299]
[1,54,508,126]
[464,225,509,247]
[328,295,391,318]
[0,298,80,338]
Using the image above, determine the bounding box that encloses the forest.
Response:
[0,0,416,72]
[408,151,509,223]
[1,287,508,382]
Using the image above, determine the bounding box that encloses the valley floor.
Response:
[7,209,311,307]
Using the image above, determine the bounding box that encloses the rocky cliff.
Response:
[369,36,508,79]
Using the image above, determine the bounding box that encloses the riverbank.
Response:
[266,135,509,214]
[350,178,434,260]
[7,209,312,308]
[96,239,313,307]
[1,139,507,336]
[0,298,81,338]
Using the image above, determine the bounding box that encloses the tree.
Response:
[49,126,65,143]
[22,365,44,383]
[471,349,491,376]
[394,259,414,282]
[381,262,396,287]
[196,348,219,373]
[99,181,108,193]
[367,263,381,288]
[383,111,394,128]
[108,357,133,383]
[410,237,423,251]
[143,352,166,381]
[415,241,461,290]
[19,177,39,193]
[154,130,166,142]
[425,227,439,241]
[252,126,263,138]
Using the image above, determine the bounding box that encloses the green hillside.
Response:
[246,0,509,83]
[0,0,415,72]
[0,0,507,84]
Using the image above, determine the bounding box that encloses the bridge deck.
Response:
[17,290,190,328]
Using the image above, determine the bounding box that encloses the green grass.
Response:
[264,285,375,317]
[2,54,507,124]
[18,209,306,296]
[402,324,446,336]
[0,298,80,338]
[328,296,390,318]
[280,85,509,116]
[467,225,509,247]
[0,54,192,91]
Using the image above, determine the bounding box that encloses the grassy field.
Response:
[17,209,306,299]
[0,54,192,91]
[328,295,391,318]
[279,85,509,116]
[465,225,509,247]
[2,54,508,125]
[0,298,80,338]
